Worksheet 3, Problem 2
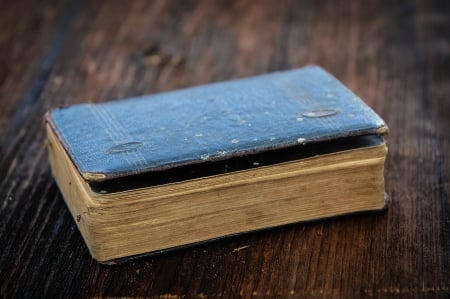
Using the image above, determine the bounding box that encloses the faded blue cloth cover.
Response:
[46,66,387,181]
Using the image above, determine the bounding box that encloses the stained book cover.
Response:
[47,66,387,181]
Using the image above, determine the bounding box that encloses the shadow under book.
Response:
[45,66,389,263]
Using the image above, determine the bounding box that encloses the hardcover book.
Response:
[45,66,389,263]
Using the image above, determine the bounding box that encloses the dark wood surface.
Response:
[1,0,449,297]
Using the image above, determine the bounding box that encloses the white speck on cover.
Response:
[217,150,227,156]
[231,139,239,144]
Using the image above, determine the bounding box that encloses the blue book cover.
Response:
[46,66,387,182]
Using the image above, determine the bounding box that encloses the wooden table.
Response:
[1,0,448,297]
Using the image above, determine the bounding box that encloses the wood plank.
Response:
[0,0,448,297]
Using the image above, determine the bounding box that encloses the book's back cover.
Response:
[46,66,387,181]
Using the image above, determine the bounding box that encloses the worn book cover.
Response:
[45,66,389,263]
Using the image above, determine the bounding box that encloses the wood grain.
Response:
[0,0,448,297]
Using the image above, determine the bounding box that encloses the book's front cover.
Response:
[46,66,387,181]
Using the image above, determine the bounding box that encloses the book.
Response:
[45,66,389,263]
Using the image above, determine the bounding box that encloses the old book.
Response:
[45,66,389,263]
